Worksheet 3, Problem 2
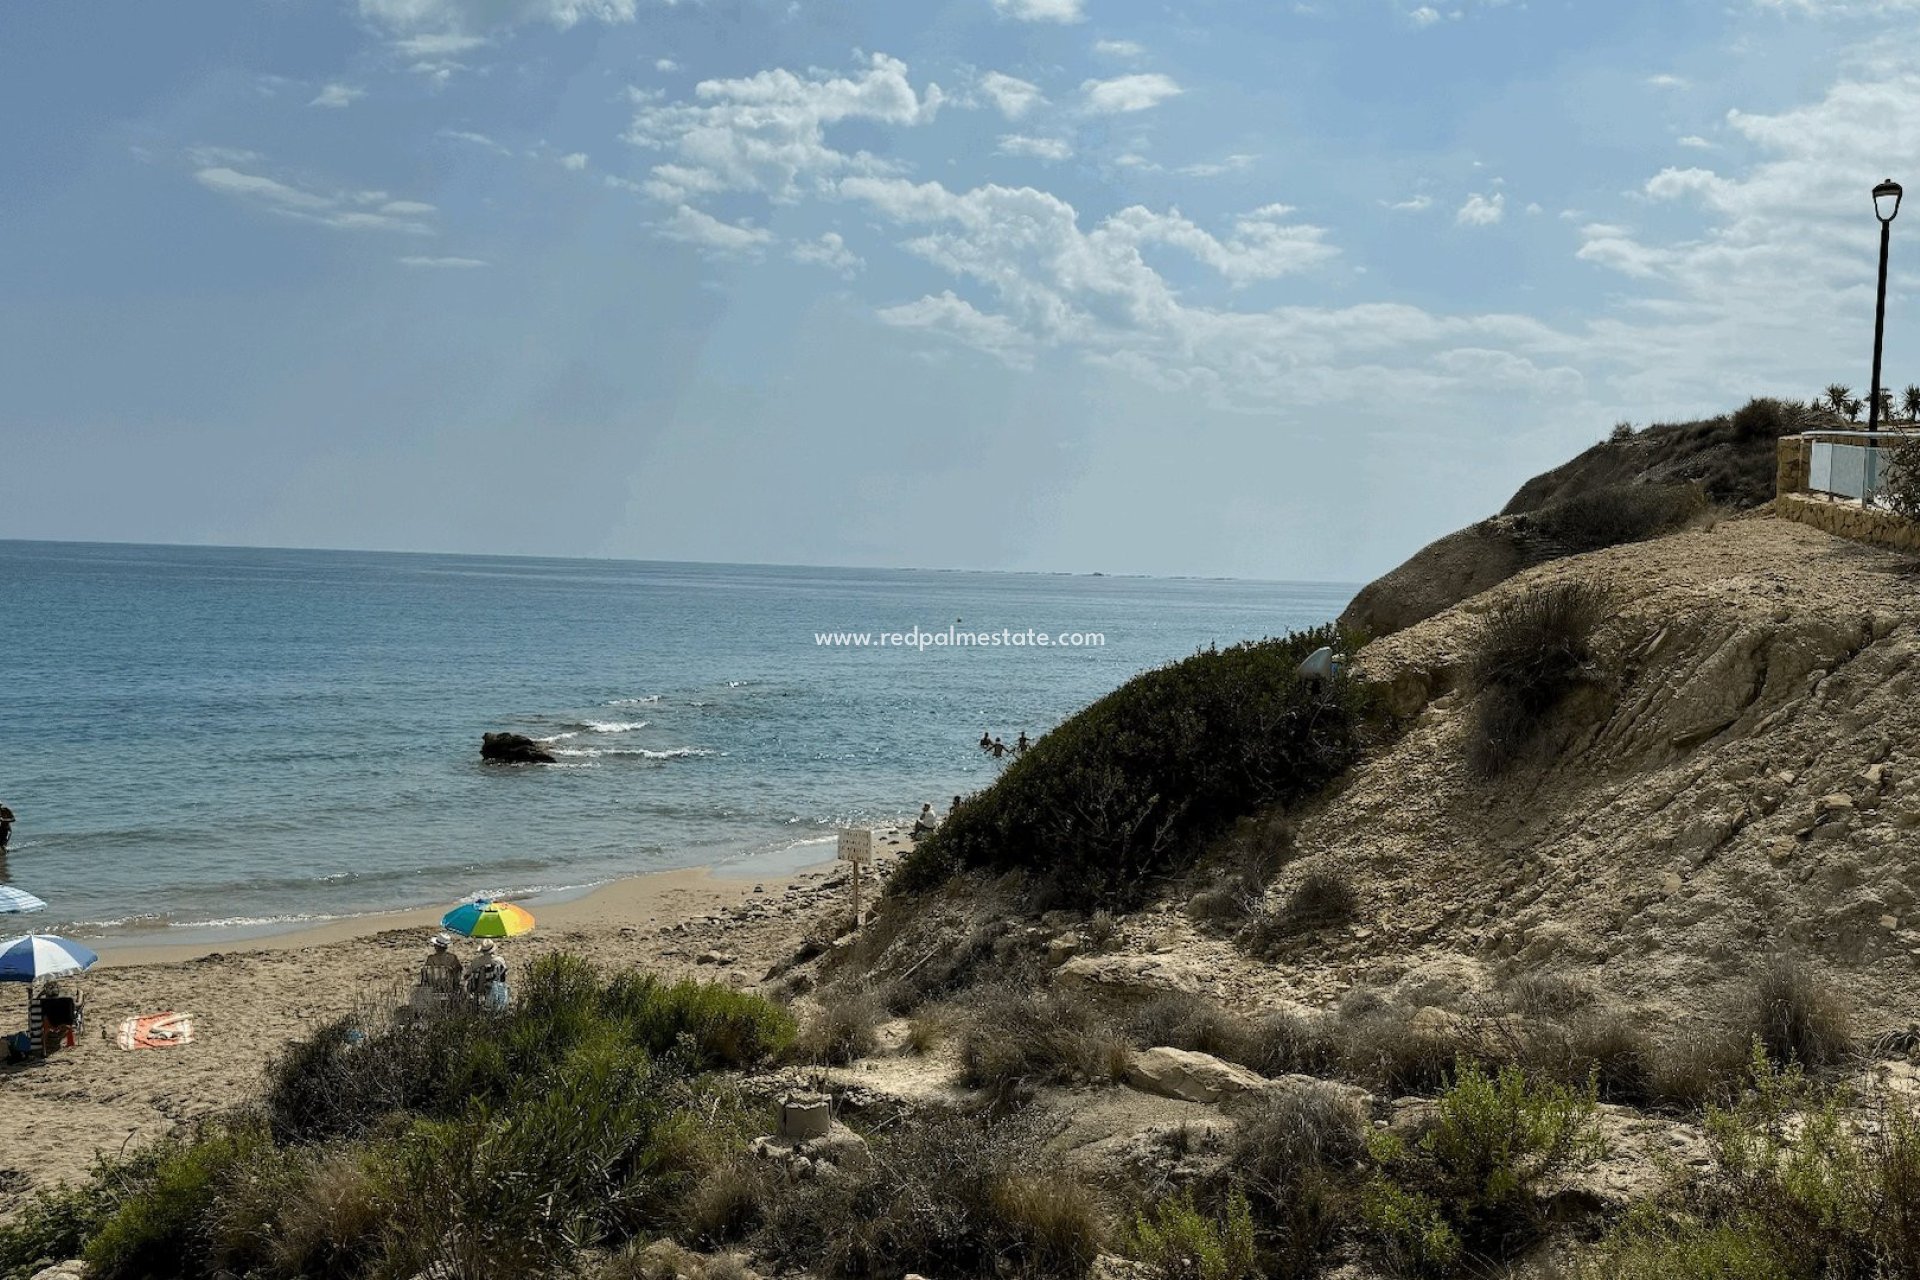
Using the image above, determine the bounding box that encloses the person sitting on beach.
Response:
[465,941,509,1012]
[912,803,938,837]
[420,934,462,995]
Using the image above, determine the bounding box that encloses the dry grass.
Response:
[1238,867,1359,955]
[1747,956,1853,1069]
[794,985,886,1066]
[956,985,1131,1092]
[1466,582,1608,777]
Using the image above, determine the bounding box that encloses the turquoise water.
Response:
[0,540,1351,938]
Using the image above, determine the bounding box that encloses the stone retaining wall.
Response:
[1774,492,1920,553]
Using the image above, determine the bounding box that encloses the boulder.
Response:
[480,732,556,765]
[1056,954,1200,1000]
[30,1266,90,1280]
[1125,1047,1269,1104]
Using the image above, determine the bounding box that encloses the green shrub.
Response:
[896,629,1371,907]
[1361,1060,1601,1268]
[1358,1180,1461,1277]
[1130,1189,1258,1280]
[84,1120,271,1280]
[1466,582,1607,776]
[1574,1209,1794,1280]
[757,1111,1102,1279]
[0,1148,172,1280]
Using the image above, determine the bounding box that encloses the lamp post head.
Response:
[1874,178,1903,224]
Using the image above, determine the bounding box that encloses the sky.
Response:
[2,0,1918,581]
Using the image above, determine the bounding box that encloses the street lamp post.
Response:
[1867,179,1902,439]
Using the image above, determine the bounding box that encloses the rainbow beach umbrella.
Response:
[442,898,535,939]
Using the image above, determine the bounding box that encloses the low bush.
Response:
[265,958,794,1145]
[1130,1189,1258,1280]
[1339,1007,1474,1096]
[1530,482,1704,555]
[0,1147,174,1280]
[1652,1023,1755,1112]
[1240,868,1359,953]
[1360,1059,1602,1268]
[1226,1084,1367,1276]
[84,1120,272,1280]
[1466,582,1607,776]
[1746,956,1853,1069]
[757,1110,1105,1279]
[896,628,1372,908]
[1578,1053,1920,1278]
[957,985,1130,1092]
[794,984,886,1066]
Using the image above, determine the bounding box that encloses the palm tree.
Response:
[1904,384,1920,422]
[1846,398,1865,423]
[1827,383,1854,415]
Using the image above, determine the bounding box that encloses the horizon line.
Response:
[0,535,1361,591]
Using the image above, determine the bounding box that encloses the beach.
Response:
[0,840,899,1218]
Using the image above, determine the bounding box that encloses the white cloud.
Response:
[627,53,944,203]
[1677,134,1714,149]
[1384,194,1434,212]
[559,152,589,171]
[1646,73,1691,88]
[656,58,680,72]
[391,32,488,56]
[791,231,864,275]
[991,0,1085,22]
[1178,154,1257,178]
[399,255,488,267]
[309,83,365,108]
[356,0,637,33]
[440,128,511,154]
[1093,39,1144,57]
[1409,6,1443,26]
[998,134,1074,161]
[656,204,774,256]
[877,291,1035,367]
[193,164,437,234]
[1081,72,1182,114]
[979,71,1045,120]
[1456,191,1506,225]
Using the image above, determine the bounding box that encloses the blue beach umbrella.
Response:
[0,886,47,915]
[0,933,98,984]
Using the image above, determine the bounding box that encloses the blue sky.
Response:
[2,0,1917,580]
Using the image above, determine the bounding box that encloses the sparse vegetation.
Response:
[1881,432,1920,522]
[956,984,1131,1092]
[897,628,1373,908]
[1131,1189,1258,1280]
[1360,1059,1603,1271]
[795,982,887,1066]
[758,1110,1106,1280]
[1466,581,1608,776]
[1529,482,1704,554]
[1746,956,1853,1069]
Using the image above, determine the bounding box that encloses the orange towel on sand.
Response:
[116,1012,194,1050]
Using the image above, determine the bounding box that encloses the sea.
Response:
[0,540,1353,941]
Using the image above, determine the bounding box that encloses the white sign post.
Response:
[837,827,875,928]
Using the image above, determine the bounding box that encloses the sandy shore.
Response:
[0,836,905,1217]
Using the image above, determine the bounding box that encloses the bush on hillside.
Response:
[897,628,1372,908]
[1361,1059,1603,1270]
[757,1110,1106,1280]
[1746,956,1853,1069]
[265,957,794,1144]
[1578,1053,1920,1279]
[1130,1189,1258,1280]
[1466,583,1608,777]
[1529,482,1704,554]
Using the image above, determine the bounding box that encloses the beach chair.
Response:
[41,994,79,1050]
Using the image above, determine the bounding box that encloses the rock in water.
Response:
[480,732,556,765]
